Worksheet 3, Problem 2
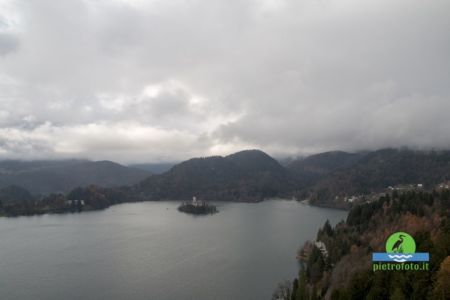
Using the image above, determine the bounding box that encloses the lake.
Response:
[0,200,346,300]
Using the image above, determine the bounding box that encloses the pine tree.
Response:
[296,269,308,300]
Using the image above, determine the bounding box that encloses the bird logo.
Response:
[372,231,429,266]
[391,234,405,253]
[385,232,416,262]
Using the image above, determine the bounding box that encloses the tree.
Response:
[272,280,292,300]
[390,287,405,300]
[291,279,298,300]
[347,271,372,300]
[432,256,450,299]
[307,247,325,284]
[296,269,309,300]
[324,220,333,236]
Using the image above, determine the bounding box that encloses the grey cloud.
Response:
[0,33,18,55]
[0,0,449,162]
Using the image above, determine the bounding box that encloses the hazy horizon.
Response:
[0,146,446,165]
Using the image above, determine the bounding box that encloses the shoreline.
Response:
[0,197,349,218]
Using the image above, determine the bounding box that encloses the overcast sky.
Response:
[0,0,449,163]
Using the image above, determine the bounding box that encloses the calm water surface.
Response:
[0,200,346,300]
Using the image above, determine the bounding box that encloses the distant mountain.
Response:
[4,148,450,208]
[135,148,450,204]
[0,185,35,205]
[0,185,37,216]
[0,160,151,195]
[287,151,365,187]
[128,162,175,174]
[288,151,365,175]
[136,150,296,201]
[307,149,450,206]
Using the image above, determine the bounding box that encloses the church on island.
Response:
[178,196,218,215]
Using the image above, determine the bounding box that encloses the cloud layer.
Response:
[0,0,449,162]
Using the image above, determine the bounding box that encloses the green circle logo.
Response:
[386,232,416,254]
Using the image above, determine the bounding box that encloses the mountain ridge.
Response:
[0,159,151,194]
[306,148,450,207]
[4,148,450,208]
[136,149,296,201]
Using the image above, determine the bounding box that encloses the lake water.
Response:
[0,200,346,300]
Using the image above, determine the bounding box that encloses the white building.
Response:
[315,241,328,258]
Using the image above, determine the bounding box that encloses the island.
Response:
[178,197,218,215]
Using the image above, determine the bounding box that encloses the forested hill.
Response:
[299,149,450,208]
[135,149,296,201]
[135,148,450,203]
[0,160,150,194]
[286,190,450,299]
[286,151,365,188]
[0,184,135,217]
[4,148,450,209]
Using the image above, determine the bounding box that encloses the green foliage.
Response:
[296,268,309,300]
[306,247,325,284]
